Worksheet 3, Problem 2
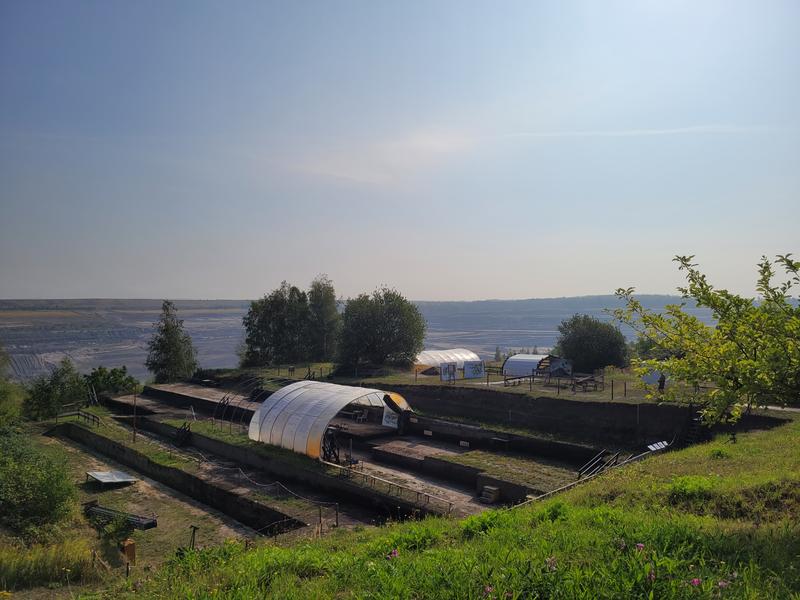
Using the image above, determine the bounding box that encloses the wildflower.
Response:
[483,585,494,596]
[690,578,702,587]
[635,543,645,551]
[618,539,627,550]
[386,548,399,560]
[718,580,730,588]
[648,570,656,582]
[545,556,557,571]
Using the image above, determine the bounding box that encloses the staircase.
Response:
[175,422,191,447]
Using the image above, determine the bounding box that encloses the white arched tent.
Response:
[501,354,548,377]
[248,381,411,459]
[416,348,480,370]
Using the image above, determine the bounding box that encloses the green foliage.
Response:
[308,275,342,362]
[145,300,198,383]
[615,254,800,422]
[24,358,87,420]
[338,286,426,366]
[0,427,77,536]
[668,476,715,505]
[554,314,628,373]
[0,342,24,426]
[242,281,311,366]
[106,417,800,599]
[0,536,98,591]
[84,365,140,396]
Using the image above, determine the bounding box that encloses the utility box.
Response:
[120,538,136,565]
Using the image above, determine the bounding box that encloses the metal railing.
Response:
[321,460,454,516]
[56,409,101,427]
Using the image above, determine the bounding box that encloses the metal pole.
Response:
[189,525,199,550]
[557,377,560,395]
[132,389,137,443]
[624,381,627,397]
[611,380,615,400]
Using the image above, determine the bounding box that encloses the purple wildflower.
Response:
[690,578,702,587]
[483,585,494,596]
[545,556,557,571]
[636,543,645,551]
[386,548,398,560]
[718,580,730,588]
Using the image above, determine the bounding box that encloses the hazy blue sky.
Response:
[1,1,798,300]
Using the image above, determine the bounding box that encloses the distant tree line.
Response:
[241,277,425,368]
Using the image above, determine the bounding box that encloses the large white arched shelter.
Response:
[248,381,411,459]
[416,348,480,370]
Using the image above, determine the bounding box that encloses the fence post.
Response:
[335,504,339,528]
[557,377,560,395]
[624,381,627,397]
[611,380,614,400]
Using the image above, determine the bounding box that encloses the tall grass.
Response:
[0,537,101,591]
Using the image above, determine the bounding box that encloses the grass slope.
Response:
[109,417,800,599]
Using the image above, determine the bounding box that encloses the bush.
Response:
[85,365,140,396]
[0,537,98,590]
[668,475,714,505]
[554,314,628,373]
[23,358,87,420]
[0,428,77,535]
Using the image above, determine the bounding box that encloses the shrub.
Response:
[0,428,76,535]
[668,475,714,505]
[23,358,87,420]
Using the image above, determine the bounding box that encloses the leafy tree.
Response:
[85,365,140,396]
[0,342,23,426]
[241,282,310,366]
[145,300,198,383]
[614,254,800,422]
[338,287,426,366]
[0,427,76,535]
[554,314,628,373]
[308,275,341,361]
[24,358,88,420]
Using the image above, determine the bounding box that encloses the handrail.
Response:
[577,449,607,477]
[507,448,660,512]
[321,460,454,515]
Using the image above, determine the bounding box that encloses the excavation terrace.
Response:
[65,374,789,543]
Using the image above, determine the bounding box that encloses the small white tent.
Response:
[415,348,480,371]
[502,354,573,378]
[501,354,548,377]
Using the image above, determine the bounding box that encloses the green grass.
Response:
[107,415,800,598]
[441,450,577,494]
[160,419,328,473]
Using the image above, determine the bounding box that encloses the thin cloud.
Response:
[495,125,763,140]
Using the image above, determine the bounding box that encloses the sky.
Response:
[1,0,798,301]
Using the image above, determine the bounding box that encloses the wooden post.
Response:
[415,368,418,383]
[189,525,199,550]
[318,506,323,535]
[486,370,489,386]
[335,503,339,528]
[624,381,627,397]
[557,377,560,395]
[611,380,615,400]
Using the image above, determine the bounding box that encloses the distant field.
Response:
[0,296,713,383]
[0,310,83,318]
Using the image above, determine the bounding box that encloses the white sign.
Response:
[463,360,485,379]
[439,362,457,382]
[381,405,399,429]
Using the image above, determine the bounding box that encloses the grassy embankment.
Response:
[208,364,667,406]
[112,413,799,599]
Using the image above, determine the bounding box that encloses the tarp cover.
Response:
[86,470,138,485]
[248,381,410,459]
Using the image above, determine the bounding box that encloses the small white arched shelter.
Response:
[502,354,549,377]
[416,348,480,370]
[248,381,411,459]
